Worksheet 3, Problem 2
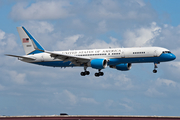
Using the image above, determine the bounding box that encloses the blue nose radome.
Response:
[159,53,176,62]
[168,53,176,61]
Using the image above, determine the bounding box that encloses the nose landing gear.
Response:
[153,63,159,73]
[153,69,157,73]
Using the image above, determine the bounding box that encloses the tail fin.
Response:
[17,26,45,55]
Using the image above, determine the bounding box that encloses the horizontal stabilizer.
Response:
[5,54,36,60]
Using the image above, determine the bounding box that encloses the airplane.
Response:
[6,26,176,77]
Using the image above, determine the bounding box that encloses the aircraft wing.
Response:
[5,54,36,60]
[45,51,91,65]
[29,38,90,65]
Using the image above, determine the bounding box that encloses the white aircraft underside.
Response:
[6,27,176,77]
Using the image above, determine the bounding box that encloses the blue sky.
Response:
[0,0,180,116]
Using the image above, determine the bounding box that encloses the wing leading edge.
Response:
[45,51,90,65]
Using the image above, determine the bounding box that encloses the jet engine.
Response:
[90,59,107,69]
[110,63,132,71]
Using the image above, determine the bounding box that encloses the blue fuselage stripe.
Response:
[31,53,176,67]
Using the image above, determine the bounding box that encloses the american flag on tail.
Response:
[23,38,29,43]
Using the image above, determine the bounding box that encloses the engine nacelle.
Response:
[90,59,107,69]
[110,63,132,71]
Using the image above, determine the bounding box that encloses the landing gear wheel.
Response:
[80,66,90,76]
[153,62,159,73]
[95,73,100,77]
[85,71,90,75]
[81,72,86,76]
[153,69,157,73]
[99,72,104,76]
[94,69,104,77]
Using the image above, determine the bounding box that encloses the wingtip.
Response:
[4,54,10,56]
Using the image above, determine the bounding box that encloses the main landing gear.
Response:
[153,63,159,73]
[81,71,90,76]
[95,69,104,77]
[80,67,104,77]
[81,66,90,76]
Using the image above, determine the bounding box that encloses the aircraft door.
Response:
[121,50,125,58]
[154,50,158,57]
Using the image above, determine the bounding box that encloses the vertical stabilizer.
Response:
[17,26,45,55]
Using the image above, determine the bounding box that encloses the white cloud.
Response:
[171,48,180,58]
[9,71,26,84]
[82,36,120,49]
[134,0,146,7]
[72,19,85,30]
[109,36,117,43]
[63,90,77,105]
[158,61,180,84]
[0,29,5,40]
[23,21,54,34]
[152,24,180,51]
[0,30,6,54]
[5,34,18,52]
[54,90,77,106]
[104,98,134,112]
[81,97,98,104]
[119,103,133,111]
[96,20,107,33]
[156,78,176,87]
[11,1,72,20]
[0,29,21,55]
[164,24,168,28]
[54,90,99,106]
[83,40,115,49]
[55,34,84,50]
[123,22,161,47]
[0,84,5,91]
[145,87,166,97]
[169,61,180,68]
[87,0,155,21]
[145,77,179,97]
[100,73,134,90]
[114,74,134,89]
[88,0,123,19]
[105,100,114,108]
[150,104,164,112]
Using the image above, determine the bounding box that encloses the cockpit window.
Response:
[163,51,171,53]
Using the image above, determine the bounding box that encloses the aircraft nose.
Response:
[168,53,176,61]
[160,53,176,61]
[171,53,176,60]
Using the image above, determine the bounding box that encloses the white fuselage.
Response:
[20,47,175,68]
